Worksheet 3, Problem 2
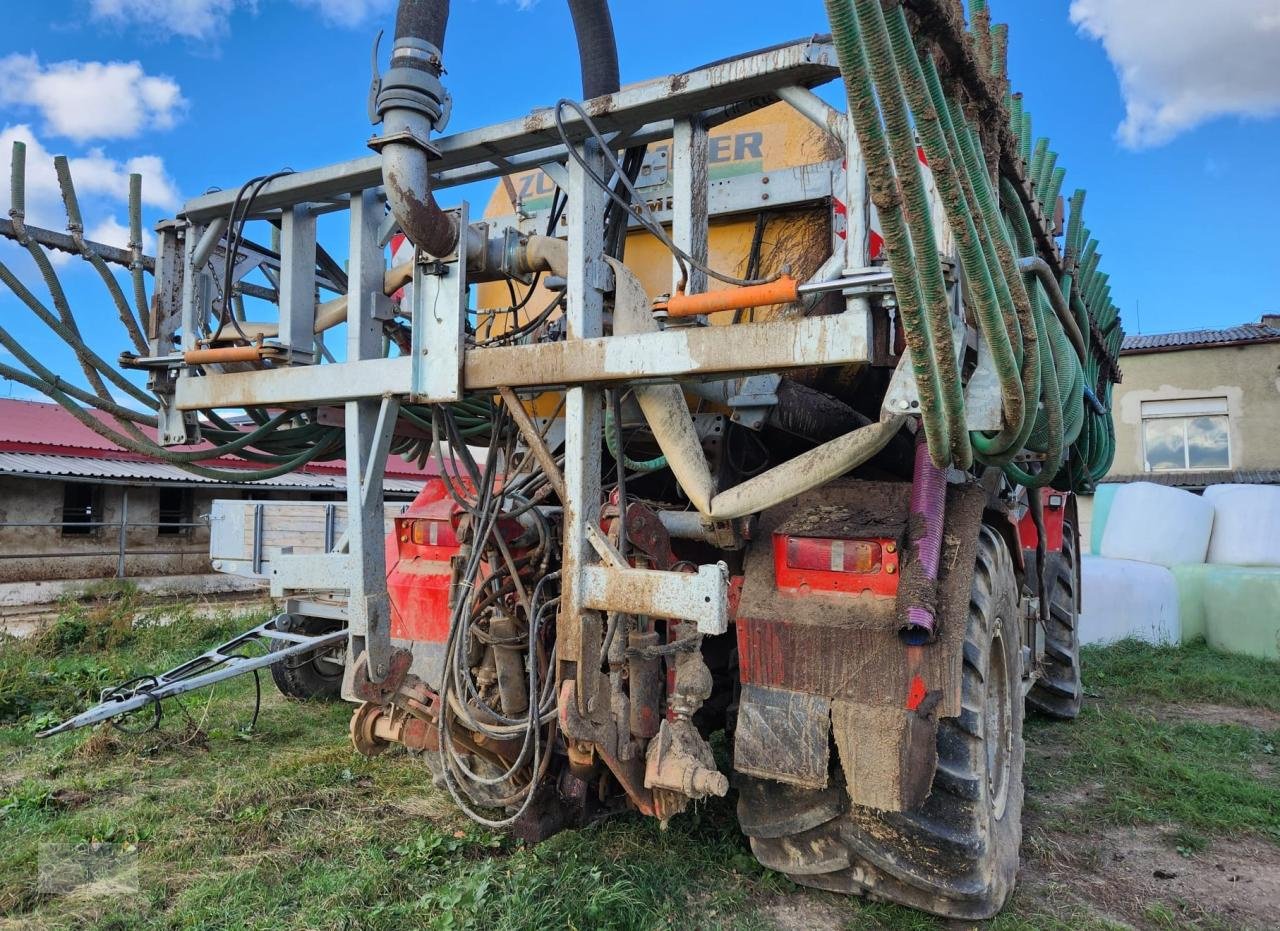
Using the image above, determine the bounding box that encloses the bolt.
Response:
[885,542,897,554]
[886,563,897,574]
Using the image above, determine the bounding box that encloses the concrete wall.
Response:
[0,478,335,583]
[1107,341,1280,477]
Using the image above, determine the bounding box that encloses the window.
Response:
[61,483,101,536]
[157,488,194,536]
[1141,398,1230,472]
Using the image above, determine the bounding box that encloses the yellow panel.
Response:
[475,102,840,337]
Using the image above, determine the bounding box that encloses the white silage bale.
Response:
[1203,484,1280,567]
[1099,481,1214,567]
[1079,555,1181,646]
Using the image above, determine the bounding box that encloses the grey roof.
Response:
[1121,324,1280,354]
[1104,470,1280,490]
[0,453,425,494]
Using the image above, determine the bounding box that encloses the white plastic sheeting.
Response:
[1203,484,1280,567]
[1080,555,1181,646]
[1099,481,1214,568]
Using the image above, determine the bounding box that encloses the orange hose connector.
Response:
[657,275,799,319]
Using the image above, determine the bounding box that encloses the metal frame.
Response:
[151,37,951,695]
[37,613,347,738]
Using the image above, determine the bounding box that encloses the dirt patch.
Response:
[756,894,848,931]
[1029,822,1280,931]
[1147,702,1280,732]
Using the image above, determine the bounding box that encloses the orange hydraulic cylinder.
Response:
[658,275,799,319]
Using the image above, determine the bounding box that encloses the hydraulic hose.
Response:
[853,0,969,467]
[567,0,621,99]
[823,0,953,465]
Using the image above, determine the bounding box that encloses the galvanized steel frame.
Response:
[161,37,891,689]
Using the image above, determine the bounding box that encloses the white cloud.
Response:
[292,0,395,27]
[0,124,181,233]
[90,0,241,41]
[87,215,157,255]
[1070,0,1280,148]
[0,54,185,142]
[90,0,393,39]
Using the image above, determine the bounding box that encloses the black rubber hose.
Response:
[567,0,621,99]
[394,0,449,68]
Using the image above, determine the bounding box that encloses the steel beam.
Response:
[562,138,610,719]
[671,117,709,296]
[343,190,397,685]
[178,40,839,222]
[277,204,318,358]
[173,309,871,409]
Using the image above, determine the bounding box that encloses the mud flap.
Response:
[733,683,831,789]
[831,700,938,811]
[734,478,987,812]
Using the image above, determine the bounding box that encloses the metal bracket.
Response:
[581,562,731,635]
[410,201,468,402]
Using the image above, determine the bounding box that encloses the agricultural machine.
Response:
[11,0,1126,918]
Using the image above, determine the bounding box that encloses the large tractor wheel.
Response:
[1026,517,1082,719]
[738,525,1025,920]
[269,615,345,701]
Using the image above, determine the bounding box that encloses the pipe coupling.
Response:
[374,37,450,130]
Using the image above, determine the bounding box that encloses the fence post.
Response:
[116,488,129,579]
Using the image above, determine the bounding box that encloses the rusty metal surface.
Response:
[580,562,729,635]
[733,683,832,790]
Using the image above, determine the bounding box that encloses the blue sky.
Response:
[1,0,1278,401]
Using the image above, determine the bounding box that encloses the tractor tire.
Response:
[269,615,345,701]
[737,525,1025,920]
[1026,518,1082,719]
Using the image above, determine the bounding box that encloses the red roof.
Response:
[0,399,436,479]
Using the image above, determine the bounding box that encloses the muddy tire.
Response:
[269,615,344,701]
[737,525,1025,920]
[1026,518,1082,720]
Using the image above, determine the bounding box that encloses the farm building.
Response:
[0,398,431,587]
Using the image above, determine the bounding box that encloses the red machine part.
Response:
[386,478,461,643]
[772,532,900,596]
[1016,489,1069,554]
[385,477,530,644]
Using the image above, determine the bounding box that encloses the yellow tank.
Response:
[476,102,842,339]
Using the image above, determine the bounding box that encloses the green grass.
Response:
[1081,638,1280,712]
[1024,639,1280,841]
[1,599,1276,930]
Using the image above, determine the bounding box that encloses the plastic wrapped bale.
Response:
[1202,484,1280,567]
[1088,483,1120,556]
[1079,555,1180,646]
[1171,563,1215,643]
[1099,482,1214,568]
[1202,565,1280,660]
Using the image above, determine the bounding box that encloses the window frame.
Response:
[156,487,195,537]
[60,482,102,537]
[1140,397,1231,473]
